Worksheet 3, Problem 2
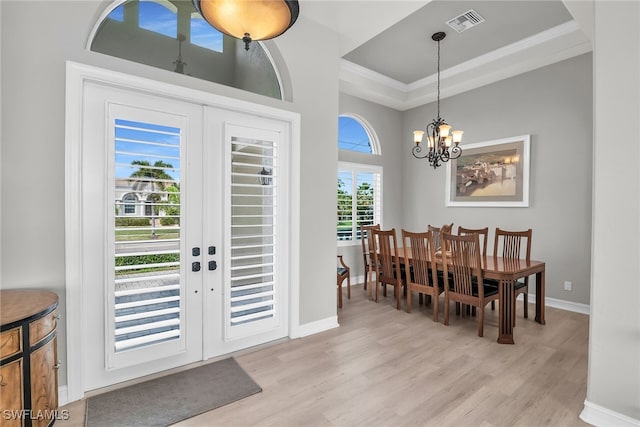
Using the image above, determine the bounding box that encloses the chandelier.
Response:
[412,32,463,169]
[192,0,300,51]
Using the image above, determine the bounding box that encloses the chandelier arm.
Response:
[412,144,430,159]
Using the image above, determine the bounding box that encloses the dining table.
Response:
[396,247,546,344]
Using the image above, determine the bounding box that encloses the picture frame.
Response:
[445,134,530,207]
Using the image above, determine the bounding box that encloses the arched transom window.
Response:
[90,0,282,99]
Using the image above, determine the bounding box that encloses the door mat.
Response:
[85,358,261,426]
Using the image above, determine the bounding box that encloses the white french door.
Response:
[79,79,290,392]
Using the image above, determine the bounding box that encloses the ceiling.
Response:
[300,0,593,111]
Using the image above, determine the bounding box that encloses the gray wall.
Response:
[586,2,640,421]
[1,0,338,387]
[402,53,593,306]
[337,93,403,282]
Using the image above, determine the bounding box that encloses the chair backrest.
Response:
[442,232,484,297]
[360,224,381,265]
[457,226,489,257]
[428,223,454,251]
[493,228,532,261]
[401,229,438,288]
[372,228,400,283]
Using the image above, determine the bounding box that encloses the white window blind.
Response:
[337,164,381,242]
[113,118,182,352]
[229,136,276,328]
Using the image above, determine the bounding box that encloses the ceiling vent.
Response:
[446,9,485,33]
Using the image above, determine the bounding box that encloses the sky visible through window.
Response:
[108,0,223,53]
[114,119,181,182]
[338,116,373,153]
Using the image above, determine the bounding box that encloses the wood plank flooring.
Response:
[59,284,589,426]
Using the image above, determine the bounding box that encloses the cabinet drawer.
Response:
[0,327,22,359]
[0,358,24,427]
[29,312,57,347]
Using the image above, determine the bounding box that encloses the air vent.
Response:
[446,9,485,33]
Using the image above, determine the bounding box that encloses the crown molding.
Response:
[340,20,592,111]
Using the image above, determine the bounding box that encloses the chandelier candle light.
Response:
[192,0,300,51]
[412,31,463,169]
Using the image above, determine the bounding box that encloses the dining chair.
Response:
[491,228,533,324]
[371,228,403,309]
[441,232,499,337]
[336,255,351,309]
[360,224,380,291]
[457,226,489,257]
[457,226,490,314]
[402,229,442,321]
[428,223,454,251]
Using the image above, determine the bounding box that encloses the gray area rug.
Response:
[85,358,261,426]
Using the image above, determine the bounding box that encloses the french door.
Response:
[80,81,290,391]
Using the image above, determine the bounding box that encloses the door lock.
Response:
[192,261,201,272]
[208,260,217,271]
[192,247,200,257]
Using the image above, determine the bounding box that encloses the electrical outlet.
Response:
[564,281,572,291]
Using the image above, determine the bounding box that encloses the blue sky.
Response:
[338,116,372,153]
[115,119,181,181]
[109,0,223,52]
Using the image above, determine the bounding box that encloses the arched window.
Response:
[338,116,380,154]
[122,193,137,215]
[89,0,283,99]
[337,115,382,243]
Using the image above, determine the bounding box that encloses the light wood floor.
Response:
[60,284,589,426]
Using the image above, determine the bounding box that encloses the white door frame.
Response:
[65,61,301,403]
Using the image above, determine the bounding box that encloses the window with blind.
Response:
[337,163,382,242]
[228,135,277,335]
[113,118,182,352]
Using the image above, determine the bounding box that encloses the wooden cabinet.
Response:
[1,290,59,427]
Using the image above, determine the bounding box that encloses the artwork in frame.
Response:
[445,135,530,207]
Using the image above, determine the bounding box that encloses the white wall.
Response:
[402,53,593,306]
[581,2,640,424]
[0,0,339,388]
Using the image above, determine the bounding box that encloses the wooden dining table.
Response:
[396,247,546,344]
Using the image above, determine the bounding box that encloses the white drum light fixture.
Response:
[192,0,300,51]
[412,32,463,169]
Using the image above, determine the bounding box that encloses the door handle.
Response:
[208,260,217,271]
[192,261,201,272]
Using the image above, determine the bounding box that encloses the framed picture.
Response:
[445,134,530,207]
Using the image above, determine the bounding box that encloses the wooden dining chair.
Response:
[428,223,454,251]
[360,224,380,291]
[457,226,490,314]
[457,226,489,257]
[491,228,532,323]
[336,255,351,309]
[402,229,442,321]
[371,228,403,309]
[441,232,499,337]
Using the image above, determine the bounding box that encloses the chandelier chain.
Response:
[436,37,441,119]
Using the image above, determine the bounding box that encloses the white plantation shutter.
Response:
[337,163,382,242]
[112,118,183,353]
[227,132,279,339]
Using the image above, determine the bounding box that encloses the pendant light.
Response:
[412,31,463,169]
[192,0,300,51]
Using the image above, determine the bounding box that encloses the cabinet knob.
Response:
[54,361,62,369]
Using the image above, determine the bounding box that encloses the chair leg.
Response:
[491,301,495,311]
[347,273,351,300]
[444,296,450,326]
[406,288,412,313]
[478,305,484,337]
[523,292,528,318]
[337,281,343,308]
[432,294,439,322]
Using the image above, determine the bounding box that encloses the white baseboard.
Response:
[580,399,640,426]
[524,293,590,315]
[291,315,339,339]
